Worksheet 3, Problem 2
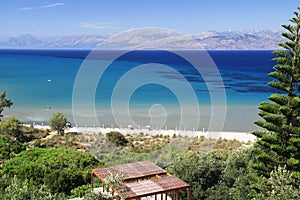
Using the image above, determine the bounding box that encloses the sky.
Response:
[1,0,299,37]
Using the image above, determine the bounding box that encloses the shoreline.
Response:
[8,103,261,132]
[26,124,257,143]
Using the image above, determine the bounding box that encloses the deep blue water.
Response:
[0,49,277,131]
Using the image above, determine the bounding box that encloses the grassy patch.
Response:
[189,136,242,153]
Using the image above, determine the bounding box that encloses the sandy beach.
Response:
[52,126,256,143]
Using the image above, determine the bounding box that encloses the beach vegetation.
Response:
[189,137,242,153]
[49,112,67,135]
[0,92,13,120]
[0,125,257,199]
[21,125,49,141]
[252,7,300,187]
[36,133,85,150]
[0,117,49,144]
[213,138,242,153]
[125,133,173,153]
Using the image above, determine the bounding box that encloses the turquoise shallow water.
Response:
[0,49,276,131]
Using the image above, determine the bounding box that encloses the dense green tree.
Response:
[218,150,252,200]
[49,112,67,135]
[252,8,300,179]
[0,116,24,142]
[106,131,128,147]
[0,92,13,120]
[167,151,227,200]
[186,150,251,200]
[2,147,102,195]
[221,150,251,187]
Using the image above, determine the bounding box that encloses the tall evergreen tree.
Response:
[252,8,300,178]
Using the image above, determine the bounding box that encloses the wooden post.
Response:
[161,193,163,200]
[165,193,168,200]
[91,172,94,191]
[171,191,174,199]
[187,188,191,200]
[176,191,179,200]
[155,194,157,200]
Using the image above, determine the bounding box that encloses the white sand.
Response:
[65,126,256,143]
[27,124,256,143]
[23,124,51,130]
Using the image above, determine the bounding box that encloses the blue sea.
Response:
[0,49,277,131]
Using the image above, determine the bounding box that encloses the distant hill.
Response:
[0,34,106,49]
[191,30,283,50]
[0,29,284,50]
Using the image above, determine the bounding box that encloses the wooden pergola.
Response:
[91,161,190,200]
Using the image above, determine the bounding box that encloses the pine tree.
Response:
[252,8,300,178]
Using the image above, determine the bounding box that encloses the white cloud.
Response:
[78,21,113,29]
[18,3,65,11]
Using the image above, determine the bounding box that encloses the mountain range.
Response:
[0,29,284,50]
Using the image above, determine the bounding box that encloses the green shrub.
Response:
[2,147,102,195]
[0,137,25,161]
[251,165,300,199]
[0,176,66,200]
[70,184,92,198]
[106,131,128,147]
